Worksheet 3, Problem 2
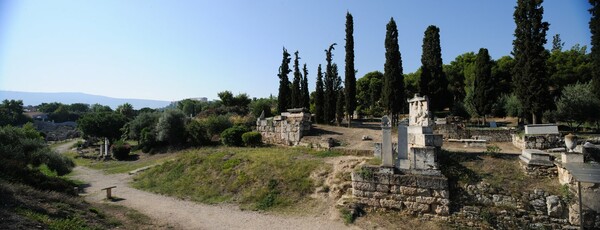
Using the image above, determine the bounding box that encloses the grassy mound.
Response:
[132,147,328,210]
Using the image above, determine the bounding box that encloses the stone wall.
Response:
[512,134,563,150]
[351,166,450,216]
[433,124,514,142]
[519,162,558,178]
[256,112,311,146]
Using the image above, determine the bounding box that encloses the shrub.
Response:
[186,120,210,146]
[242,132,262,147]
[156,110,188,146]
[112,141,131,160]
[220,126,250,147]
[201,115,232,138]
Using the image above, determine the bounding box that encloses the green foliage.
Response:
[383,17,405,117]
[315,64,325,123]
[250,98,275,118]
[345,12,357,119]
[420,25,449,111]
[177,99,203,117]
[116,103,135,120]
[201,115,233,138]
[589,0,600,100]
[403,69,421,100]
[356,167,373,180]
[77,112,127,141]
[356,71,383,117]
[312,150,343,158]
[336,90,345,125]
[277,48,292,113]
[125,112,160,141]
[560,184,572,204]
[111,141,131,160]
[547,44,592,96]
[492,55,515,98]
[472,48,496,119]
[554,82,600,130]
[512,0,550,123]
[324,43,341,124]
[301,64,311,109]
[186,119,211,147]
[503,94,523,118]
[484,144,502,157]
[132,147,322,210]
[340,208,355,224]
[291,51,302,109]
[0,99,30,126]
[221,126,251,147]
[241,131,262,147]
[156,110,188,146]
[139,127,158,153]
[90,103,113,113]
[450,102,471,120]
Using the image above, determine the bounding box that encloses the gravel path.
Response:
[55,141,355,230]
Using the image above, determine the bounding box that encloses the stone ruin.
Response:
[256,108,311,146]
[351,94,449,216]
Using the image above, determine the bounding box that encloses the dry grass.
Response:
[354,211,444,230]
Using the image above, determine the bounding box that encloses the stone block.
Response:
[376,184,390,193]
[436,198,450,206]
[433,190,449,198]
[416,196,436,204]
[404,201,430,213]
[525,124,559,135]
[408,126,433,134]
[353,182,376,192]
[546,195,563,218]
[380,199,402,209]
[415,176,448,190]
[561,152,584,163]
[371,191,388,199]
[399,186,417,195]
[411,147,438,170]
[392,175,417,186]
[434,204,450,216]
[408,134,443,147]
[520,149,554,166]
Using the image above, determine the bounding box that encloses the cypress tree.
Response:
[472,48,494,123]
[336,89,345,125]
[512,0,550,124]
[277,47,292,114]
[420,25,448,111]
[302,63,310,109]
[291,51,302,109]
[315,64,325,123]
[324,43,337,124]
[590,0,600,100]
[345,12,357,126]
[382,17,405,122]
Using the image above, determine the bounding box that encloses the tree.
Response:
[444,52,476,105]
[0,99,30,126]
[178,99,203,118]
[77,112,127,141]
[547,44,592,97]
[492,56,515,97]
[315,64,325,124]
[472,48,495,123]
[591,0,600,100]
[344,12,357,126]
[554,82,600,130]
[125,112,160,141]
[324,43,338,124]
[91,103,112,113]
[356,71,384,117]
[277,48,292,113]
[419,25,448,111]
[156,110,188,146]
[512,0,550,124]
[301,64,310,109]
[116,103,135,120]
[291,51,302,108]
[551,34,564,52]
[382,17,405,123]
[217,91,234,106]
[250,97,275,118]
[336,90,345,125]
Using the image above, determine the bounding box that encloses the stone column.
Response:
[397,124,409,169]
[381,116,393,167]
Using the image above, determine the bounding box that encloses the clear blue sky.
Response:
[0,0,592,101]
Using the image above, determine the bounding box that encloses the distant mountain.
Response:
[0,91,171,109]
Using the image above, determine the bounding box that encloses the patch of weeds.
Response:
[340,208,355,224]
[313,150,343,158]
[88,207,105,219]
[48,216,87,230]
[561,184,572,204]
[356,167,374,180]
[484,144,502,157]
[367,157,382,166]
[256,179,280,210]
[480,209,496,226]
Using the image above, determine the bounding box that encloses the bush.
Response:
[186,120,210,146]
[242,132,262,147]
[221,126,250,147]
[202,115,232,138]
[156,110,188,146]
[111,141,131,160]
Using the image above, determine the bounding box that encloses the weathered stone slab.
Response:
[407,126,433,134]
[520,149,554,166]
[561,152,584,163]
[524,124,559,135]
[408,133,443,147]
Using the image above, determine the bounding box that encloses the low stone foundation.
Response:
[433,124,515,142]
[512,134,562,150]
[256,110,310,146]
[351,166,450,216]
[519,162,557,178]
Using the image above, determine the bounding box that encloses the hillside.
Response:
[0,90,170,109]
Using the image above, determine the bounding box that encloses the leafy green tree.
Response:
[69,103,90,114]
[250,97,275,118]
[291,51,302,108]
[218,91,234,106]
[315,64,325,123]
[336,89,345,125]
[444,52,476,104]
[419,25,448,111]
[125,112,160,141]
[324,43,338,124]
[492,56,515,98]
[356,71,384,117]
[591,0,600,100]
[177,99,203,117]
[37,102,62,113]
[156,110,188,146]
[186,119,210,146]
[0,99,30,126]
[547,44,592,97]
[552,34,564,52]
[77,112,127,141]
[512,0,550,124]
[504,94,524,118]
[117,103,135,120]
[404,69,421,99]
[301,64,310,109]
[344,12,357,125]
[91,103,113,113]
[277,47,292,113]
[472,48,495,123]
[554,82,600,130]
[383,17,405,121]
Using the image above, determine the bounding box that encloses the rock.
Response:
[361,135,372,141]
[546,195,563,218]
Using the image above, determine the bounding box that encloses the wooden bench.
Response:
[101,186,116,199]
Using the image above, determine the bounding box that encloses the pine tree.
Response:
[277,47,292,114]
[301,63,310,109]
[291,51,302,109]
[513,0,550,124]
[315,64,325,123]
[590,0,600,100]
[419,25,448,111]
[336,89,345,125]
[324,43,337,124]
[382,17,405,122]
[472,48,495,123]
[551,34,564,53]
[344,12,357,126]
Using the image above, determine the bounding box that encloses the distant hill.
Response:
[0,91,171,109]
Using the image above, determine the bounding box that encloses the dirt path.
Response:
[53,142,356,230]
